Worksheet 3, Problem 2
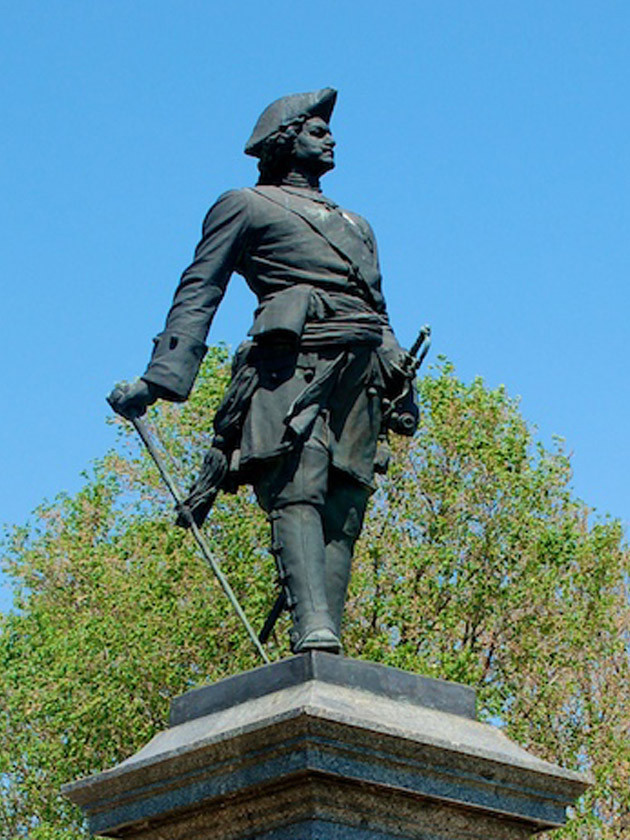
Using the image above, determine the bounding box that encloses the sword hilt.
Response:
[408,324,431,367]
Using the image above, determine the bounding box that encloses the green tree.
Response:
[1,349,627,839]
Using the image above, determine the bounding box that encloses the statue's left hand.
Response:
[107,379,158,420]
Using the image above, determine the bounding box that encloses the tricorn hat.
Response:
[244,87,337,157]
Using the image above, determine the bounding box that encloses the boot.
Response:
[271,504,341,653]
[324,537,353,640]
[323,480,369,639]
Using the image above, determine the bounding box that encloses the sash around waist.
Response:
[248,285,384,348]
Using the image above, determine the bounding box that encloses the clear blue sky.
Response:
[2,1,629,610]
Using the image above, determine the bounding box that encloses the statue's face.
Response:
[292,116,335,175]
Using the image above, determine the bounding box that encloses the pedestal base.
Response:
[63,653,588,839]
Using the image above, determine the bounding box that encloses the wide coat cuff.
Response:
[142,331,207,401]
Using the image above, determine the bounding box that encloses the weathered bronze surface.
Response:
[108,89,420,654]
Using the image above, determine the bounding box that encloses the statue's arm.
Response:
[379,320,420,436]
[353,215,419,436]
[109,190,250,418]
[371,220,419,437]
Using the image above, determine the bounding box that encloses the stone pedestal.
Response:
[63,653,589,839]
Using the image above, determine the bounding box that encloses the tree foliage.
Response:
[1,348,628,839]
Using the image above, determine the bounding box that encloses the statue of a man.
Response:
[108,88,418,654]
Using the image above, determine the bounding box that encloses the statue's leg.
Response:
[323,473,370,639]
[270,504,340,653]
[255,442,341,654]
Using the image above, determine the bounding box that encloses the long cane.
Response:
[131,416,270,665]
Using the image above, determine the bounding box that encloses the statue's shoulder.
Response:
[201,188,254,234]
[239,185,321,222]
[340,206,369,225]
[244,185,289,204]
[337,205,377,243]
[211,188,252,209]
[235,185,296,215]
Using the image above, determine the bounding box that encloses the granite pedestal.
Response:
[63,652,589,840]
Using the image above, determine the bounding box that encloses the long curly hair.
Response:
[256,116,307,185]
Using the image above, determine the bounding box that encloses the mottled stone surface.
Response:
[63,653,589,839]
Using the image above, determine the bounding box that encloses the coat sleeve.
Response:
[364,217,419,435]
[142,190,251,400]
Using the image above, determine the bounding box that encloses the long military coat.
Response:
[143,184,408,489]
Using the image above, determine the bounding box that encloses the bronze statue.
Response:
[108,88,421,655]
